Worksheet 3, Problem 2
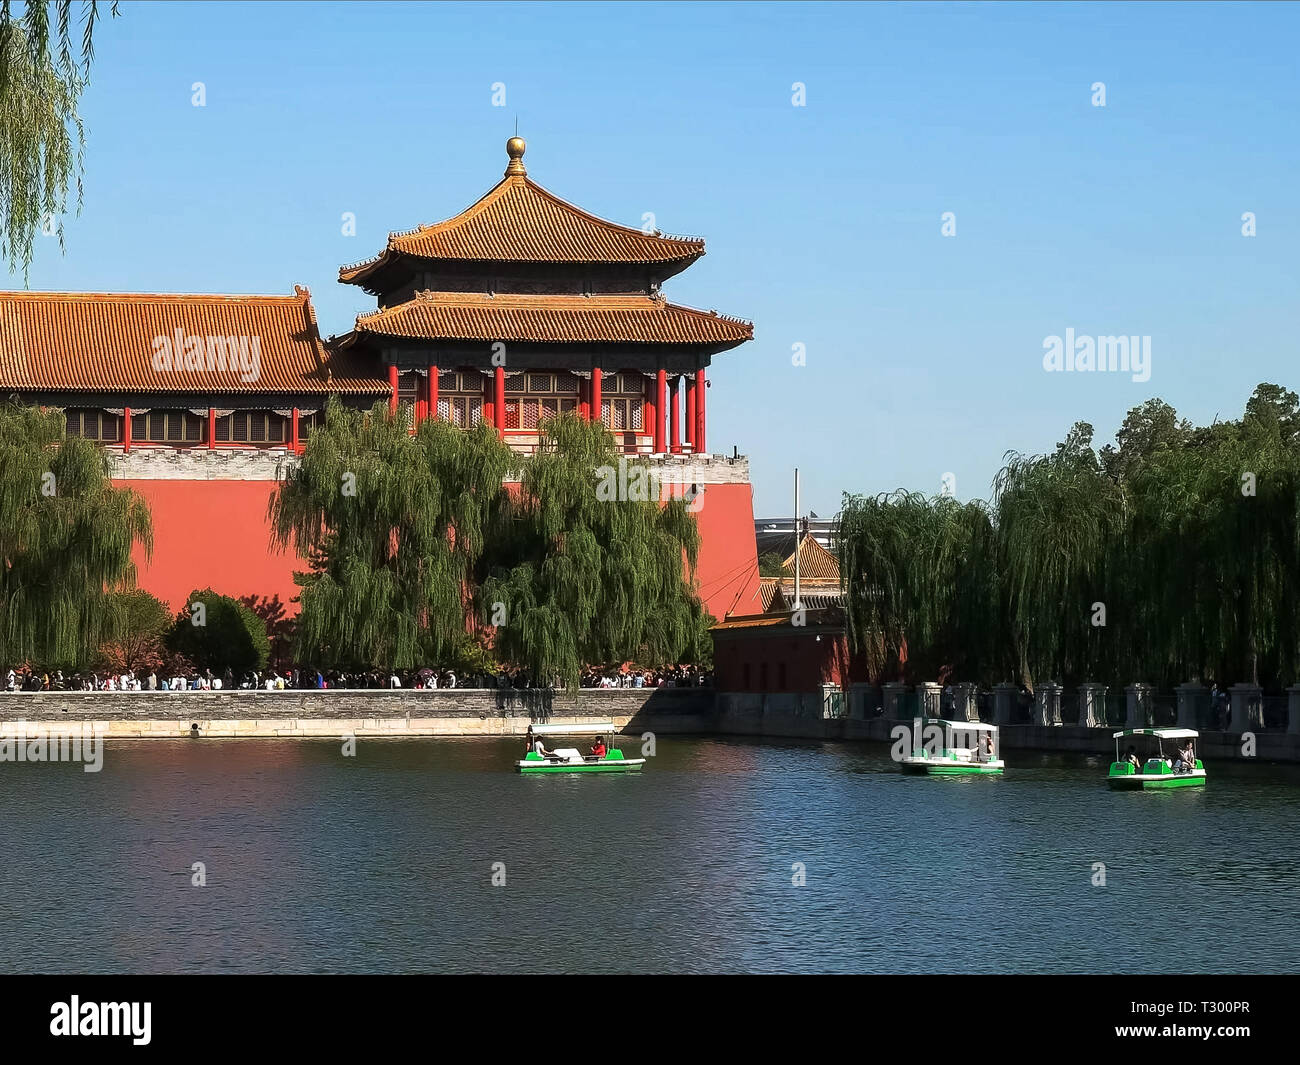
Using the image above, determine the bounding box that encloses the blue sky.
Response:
[12,1,1299,516]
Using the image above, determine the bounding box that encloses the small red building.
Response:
[712,607,860,693]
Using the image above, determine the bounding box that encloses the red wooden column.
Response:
[482,375,494,429]
[414,373,427,428]
[685,374,697,452]
[591,368,603,429]
[123,407,132,453]
[494,365,506,440]
[428,365,439,421]
[579,377,590,421]
[291,408,300,452]
[655,369,667,454]
[208,407,216,449]
[695,369,706,454]
[669,375,682,453]
[644,376,657,454]
[388,364,399,416]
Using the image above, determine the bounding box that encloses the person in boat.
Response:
[980,733,995,762]
[590,736,608,759]
[1175,741,1196,772]
[1124,745,1142,771]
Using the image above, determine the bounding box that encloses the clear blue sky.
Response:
[12,1,1299,516]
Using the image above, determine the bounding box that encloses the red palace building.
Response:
[0,137,763,621]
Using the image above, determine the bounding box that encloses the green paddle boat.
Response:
[1108,728,1206,789]
[899,718,1004,775]
[516,721,645,774]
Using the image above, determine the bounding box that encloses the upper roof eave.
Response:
[338,171,708,285]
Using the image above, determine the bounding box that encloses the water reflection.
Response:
[0,737,1296,973]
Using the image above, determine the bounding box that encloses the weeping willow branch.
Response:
[0,401,153,668]
[0,2,118,277]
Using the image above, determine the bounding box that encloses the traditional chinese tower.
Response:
[0,137,764,621]
[335,137,752,457]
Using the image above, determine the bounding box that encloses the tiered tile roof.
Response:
[349,291,752,347]
[0,289,386,394]
[339,139,704,283]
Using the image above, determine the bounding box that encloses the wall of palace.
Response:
[109,450,762,621]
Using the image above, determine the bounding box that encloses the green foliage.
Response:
[840,383,1300,691]
[273,402,708,686]
[479,413,705,688]
[166,588,269,675]
[270,398,514,669]
[757,551,787,577]
[0,402,152,668]
[840,490,997,684]
[0,2,117,277]
[239,594,296,668]
[98,589,171,673]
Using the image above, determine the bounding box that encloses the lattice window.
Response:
[513,395,575,430]
[397,372,419,412]
[128,411,206,444]
[65,410,122,442]
[214,412,286,443]
[440,395,482,428]
[602,397,642,430]
[611,372,647,394]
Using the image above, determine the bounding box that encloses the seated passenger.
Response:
[590,737,608,759]
[1125,745,1142,771]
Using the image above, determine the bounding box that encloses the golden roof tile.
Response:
[0,289,387,394]
[340,140,706,281]
[352,291,752,346]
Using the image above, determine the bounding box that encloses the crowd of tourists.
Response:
[580,665,711,688]
[5,664,709,693]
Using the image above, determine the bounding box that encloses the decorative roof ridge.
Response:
[517,178,707,248]
[338,251,387,274]
[661,299,754,328]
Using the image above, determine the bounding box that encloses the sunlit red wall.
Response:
[116,477,761,623]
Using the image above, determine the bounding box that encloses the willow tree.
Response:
[839,490,998,684]
[0,2,117,275]
[993,423,1123,690]
[269,398,514,669]
[0,402,152,667]
[479,412,705,689]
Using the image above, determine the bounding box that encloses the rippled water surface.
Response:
[2,736,1297,973]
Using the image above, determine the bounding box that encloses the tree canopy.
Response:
[840,383,1300,692]
[270,401,708,686]
[165,587,270,676]
[0,402,152,668]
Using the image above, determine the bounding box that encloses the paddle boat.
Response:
[899,718,1004,775]
[516,721,645,774]
[1108,727,1205,789]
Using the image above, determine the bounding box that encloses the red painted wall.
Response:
[117,476,761,622]
[691,481,761,620]
[118,479,297,613]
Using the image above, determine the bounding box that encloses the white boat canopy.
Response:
[1111,728,1199,739]
[530,721,617,736]
[920,718,999,732]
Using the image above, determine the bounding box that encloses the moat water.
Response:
[2,736,1297,973]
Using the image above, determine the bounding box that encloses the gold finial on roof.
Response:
[505,136,526,176]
